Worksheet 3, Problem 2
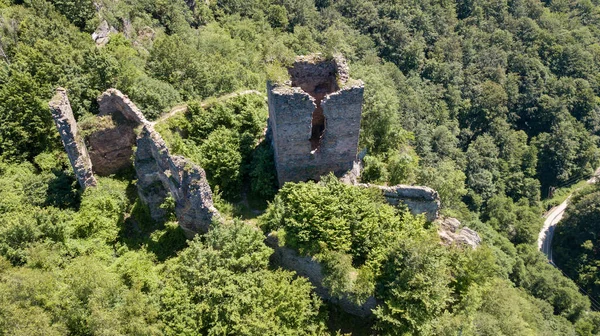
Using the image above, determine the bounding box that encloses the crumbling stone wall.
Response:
[85,89,148,176]
[49,88,97,189]
[268,54,364,186]
[135,124,220,237]
[50,88,219,237]
[265,234,377,317]
[98,89,148,124]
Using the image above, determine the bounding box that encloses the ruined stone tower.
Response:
[267,54,364,186]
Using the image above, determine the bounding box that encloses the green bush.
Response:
[249,141,277,200]
[159,221,328,335]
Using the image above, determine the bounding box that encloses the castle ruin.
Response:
[267,54,364,186]
[50,80,480,318]
[49,88,220,237]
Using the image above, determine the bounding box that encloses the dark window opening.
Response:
[310,103,325,152]
[288,61,339,153]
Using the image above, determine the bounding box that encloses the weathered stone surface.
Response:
[268,54,364,186]
[339,161,362,185]
[98,89,148,124]
[83,89,147,175]
[135,124,220,237]
[265,233,377,317]
[436,217,482,249]
[92,20,117,46]
[86,123,137,176]
[49,88,97,189]
[358,184,441,222]
[50,88,220,237]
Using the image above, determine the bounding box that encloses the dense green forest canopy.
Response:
[1,0,600,334]
[554,184,600,305]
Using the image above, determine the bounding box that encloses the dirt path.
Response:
[151,89,263,126]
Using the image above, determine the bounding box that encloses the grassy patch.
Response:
[542,180,589,211]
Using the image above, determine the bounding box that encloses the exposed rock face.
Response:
[92,20,117,46]
[86,123,137,176]
[135,124,220,237]
[268,54,364,186]
[49,88,97,189]
[358,184,441,222]
[86,89,148,175]
[265,234,377,317]
[436,217,482,249]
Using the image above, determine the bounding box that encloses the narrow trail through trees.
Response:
[151,89,263,126]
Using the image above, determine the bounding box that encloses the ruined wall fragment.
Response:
[135,124,220,237]
[268,54,364,186]
[357,184,441,222]
[97,89,148,124]
[267,85,315,185]
[320,86,364,175]
[265,234,377,317]
[86,123,137,176]
[84,89,148,176]
[49,88,97,189]
[50,88,220,237]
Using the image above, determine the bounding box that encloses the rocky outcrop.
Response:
[265,234,377,317]
[135,124,220,237]
[49,88,97,189]
[358,184,441,222]
[436,217,481,249]
[92,20,117,46]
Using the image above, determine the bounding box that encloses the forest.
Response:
[1,0,600,334]
[554,184,600,308]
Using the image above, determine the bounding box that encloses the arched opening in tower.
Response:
[310,83,329,151]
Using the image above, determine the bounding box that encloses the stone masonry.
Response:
[265,233,377,318]
[135,124,221,237]
[50,88,219,237]
[49,88,97,189]
[268,54,364,186]
[364,184,441,222]
[86,89,147,176]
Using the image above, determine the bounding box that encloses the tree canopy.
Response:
[1,0,600,334]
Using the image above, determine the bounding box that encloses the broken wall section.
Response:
[265,233,377,318]
[361,184,441,222]
[50,88,220,237]
[135,124,220,237]
[84,89,149,176]
[49,88,97,189]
